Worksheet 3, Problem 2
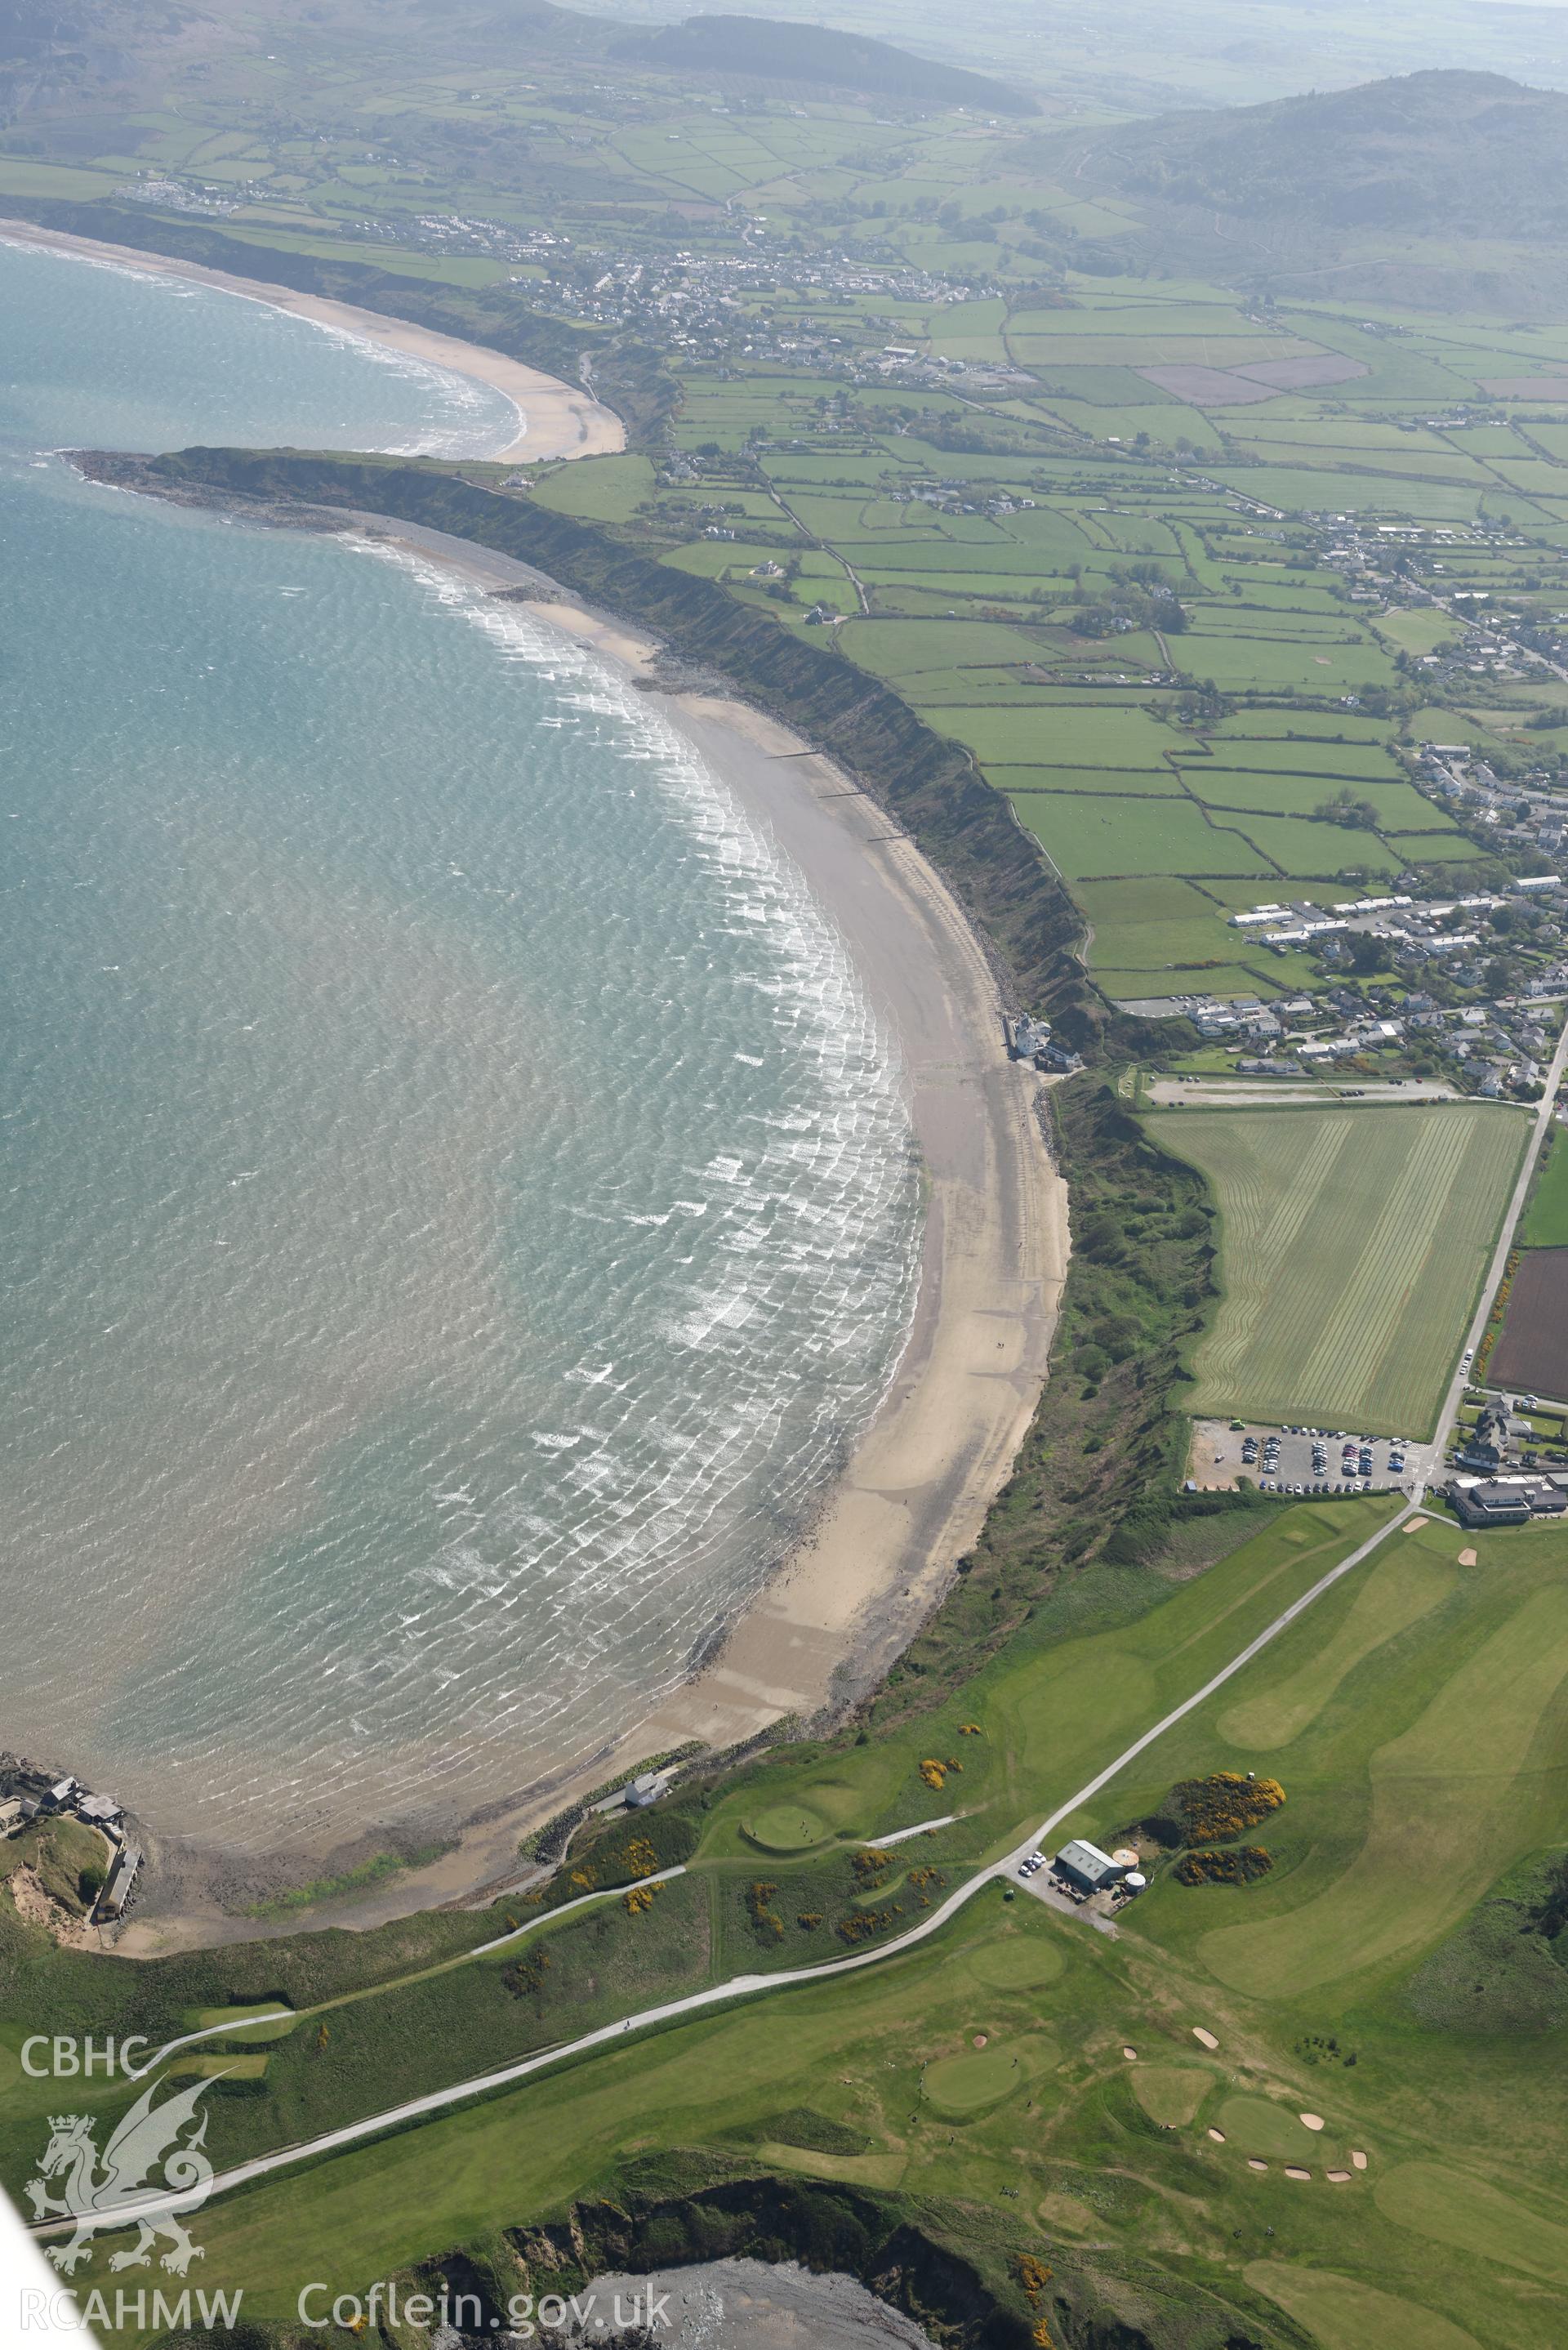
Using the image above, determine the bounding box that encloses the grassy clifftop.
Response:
[0,198,676,444]
[110,444,1112,1050]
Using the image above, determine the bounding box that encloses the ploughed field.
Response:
[1490,1245,1568,1400]
[1149,1101,1528,1434]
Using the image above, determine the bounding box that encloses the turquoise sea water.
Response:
[0,240,920,1851]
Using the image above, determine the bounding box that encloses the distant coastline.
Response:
[0,217,626,466]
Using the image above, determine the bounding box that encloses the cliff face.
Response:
[83,444,1122,1054]
[397,2152,1303,2350]
[513,2175,1032,2347]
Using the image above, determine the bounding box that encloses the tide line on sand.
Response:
[94,443,1069,1951]
[0,217,626,466]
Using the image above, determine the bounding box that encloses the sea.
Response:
[0,236,922,1853]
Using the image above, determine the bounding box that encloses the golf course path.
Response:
[42,1015,1568,2240]
[123,1871,695,2080]
[39,1502,1419,2240]
[42,1015,1568,2244]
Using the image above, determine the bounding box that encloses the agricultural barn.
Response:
[1054,1839,1129,1894]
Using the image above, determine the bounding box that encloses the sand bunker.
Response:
[1326,2169,1352,2183]
[1208,2127,1227,2143]
[1459,1548,1478,1566]
[1285,2166,1312,2182]
[1300,2113,1325,2131]
[1192,2027,1220,2050]
[1247,2158,1267,2172]
[1405,1515,1429,1531]
[1122,2046,1138,2061]
[1351,2150,1369,2170]
[973,2034,988,2048]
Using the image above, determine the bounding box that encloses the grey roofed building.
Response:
[76,1794,122,1828]
[98,1843,141,1919]
[1054,1838,1129,1894]
[1450,1476,1568,1528]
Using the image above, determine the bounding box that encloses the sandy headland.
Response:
[0,218,625,464]
[105,507,1069,1952]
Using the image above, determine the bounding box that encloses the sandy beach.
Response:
[0,218,625,464]
[112,511,1068,1952]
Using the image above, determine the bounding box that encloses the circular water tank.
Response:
[1124,1871,1147,1891]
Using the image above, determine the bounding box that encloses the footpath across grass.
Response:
[98,1505,1568,2350]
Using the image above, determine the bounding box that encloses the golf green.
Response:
[741,1805,834,1853]
[923,2048,1024,2117]
[1214,2094,1321,2160]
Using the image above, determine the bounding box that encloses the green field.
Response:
[1522,1127,1568,1247]
[1150,1103,1529,1433]
[742,1804,835,1853]
[1009,792,1272,878]
[8,10,1565,1013]
[45,1501,1568,2350]
[18,16,1568,2340]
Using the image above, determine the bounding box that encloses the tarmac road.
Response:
[39,1022,1568,2241]
[41,1505,1417,2241]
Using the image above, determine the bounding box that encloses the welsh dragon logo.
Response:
[24,2073,218,2276]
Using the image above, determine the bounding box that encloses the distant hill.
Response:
[1063,69,1568,239]
[614,13,1038,116]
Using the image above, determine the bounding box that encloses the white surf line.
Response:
[43,1502,1416,2236]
